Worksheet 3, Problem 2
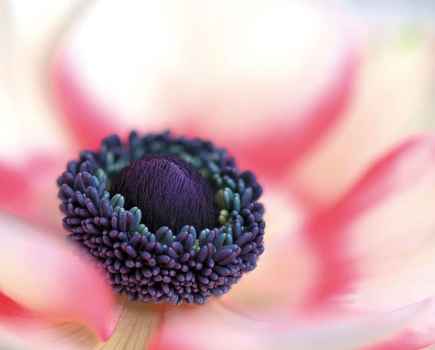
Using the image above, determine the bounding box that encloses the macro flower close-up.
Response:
[1,1,435,349]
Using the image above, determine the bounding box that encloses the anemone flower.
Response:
[1,1,435,350]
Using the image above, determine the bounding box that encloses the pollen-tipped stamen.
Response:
[57,131,265,305]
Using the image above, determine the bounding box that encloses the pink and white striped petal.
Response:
[0,214,116,340]
[290,35,435,210]
[302,134,435,345]
[229,48,358,181]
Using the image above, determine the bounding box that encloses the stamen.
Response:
[57,131,265,304]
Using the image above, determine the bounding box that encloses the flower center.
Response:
[110,155,218,232]
[58,131,266,304]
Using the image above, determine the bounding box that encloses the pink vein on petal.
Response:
[232,47,359,181]
[303,135,435,309]
[51,53,125,150]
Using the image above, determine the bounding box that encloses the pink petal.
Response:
[0,293,33,320]
[217,190,319,316]
[0,299,162,350]
[0,327,57,350]
[302,134,435,345]
[157,298,433,350]
[51,54,125,150]
[54,2,358,173]
[290,38,435,209]
[0,214,116,340]
[231,47,359,181]
[0,324,93,350]
[0,154,66,231]
[304,134,435,306]
[0,163,31,217]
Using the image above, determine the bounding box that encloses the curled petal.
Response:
[0,214,116,340]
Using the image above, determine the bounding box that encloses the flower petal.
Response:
[0,327,50,350]
[290,34,435,209]
[218,190,318,315]
[304,134,435,306]
[157,298,432,350]
[0,323,97,350]
[0,154,66,231]
[301,134,435,346]
[55,1,357,174]
[364,330,432,350]
[231,47,358,181]
[0,299,161,350]
[0,0,93,158]
[51,53,126,150]
[0,214,116,340]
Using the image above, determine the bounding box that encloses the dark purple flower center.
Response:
[111,155,218,232]
[58,131,265,304]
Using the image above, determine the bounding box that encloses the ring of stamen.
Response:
[57,131,265,304]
